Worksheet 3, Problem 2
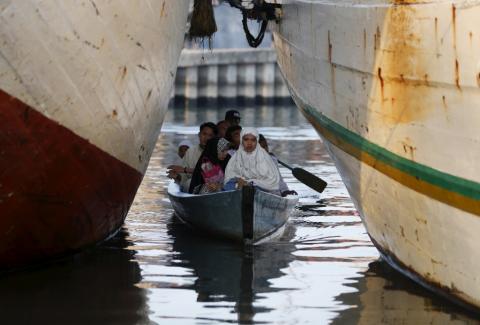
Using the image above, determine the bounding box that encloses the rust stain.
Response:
[455,59,460,89]
[401,137,416,160]
[160,1,166,17]
[377,4,435,125]
[327,30,332,63]
[434,17,440,57]
[378,67,384,101]
[442,95,447,109]
[121,66,127,80]
[328,30,336,98]
[476,73,480,87]
[112,109,118,117]
[363,28,367,56]
[451,4,456,50]
[146,89,153,101]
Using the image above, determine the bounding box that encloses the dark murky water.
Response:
[1,104,478,324]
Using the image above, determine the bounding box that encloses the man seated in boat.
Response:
[216,120,228,138]
[188,138,231,194]
[224,109,241,128]
[225,125,242,156]
[258,134,297,197]
[167,122,218,191]
[224,127,281,195]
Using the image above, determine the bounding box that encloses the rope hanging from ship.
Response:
[188,0,282,48]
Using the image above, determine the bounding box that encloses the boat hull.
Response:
[167,182,298,243]
[273,0,480,310]
[0,1,189,269]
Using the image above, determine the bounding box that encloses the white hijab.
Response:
[224,127,280,191]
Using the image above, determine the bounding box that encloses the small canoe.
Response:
[167,182,298,244]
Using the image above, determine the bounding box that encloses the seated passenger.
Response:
[225,125,242,156]
[224,127,280,194]
[216,120,228,138]
[177,139,192,159]
[259,134,297,197]
[167,122,218,191]
[224,109,241,127]
[189,138,231,194]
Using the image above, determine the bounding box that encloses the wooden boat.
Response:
[0,1,189,269]
[167,182,298,244]
[272,0,480,311]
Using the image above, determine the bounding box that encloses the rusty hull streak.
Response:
[121,66,127,80]
[160,1,167,17]
[377,3,436,125]
[451,4,461,90]
[369,235,480,314]
[327,30,336,98]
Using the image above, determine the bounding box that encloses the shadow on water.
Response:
[332,260,480,324]
[167,218,296,324]
[0,229,148,325]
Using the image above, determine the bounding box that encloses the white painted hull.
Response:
[0,1,189,268]
[0,0,189,174]
[273,0,480,309]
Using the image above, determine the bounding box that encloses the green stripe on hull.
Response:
[294,97,480,216]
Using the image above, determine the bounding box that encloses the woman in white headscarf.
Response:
[224,127,280,193]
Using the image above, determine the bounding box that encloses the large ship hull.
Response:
[0,1,189,269]
[273,0,480,310]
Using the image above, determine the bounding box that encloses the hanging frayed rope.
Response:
[227,0,282,48]
[242,13,268,48]
[188,0,217,47]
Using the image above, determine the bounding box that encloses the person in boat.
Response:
[225,125,242,156]
[216,120,229,138]
[224,127,281,194]
[224,109,241,127]
[188,137,231,194]
[258,134,297,197]
[177,139,192,159]
[167,122,218,191]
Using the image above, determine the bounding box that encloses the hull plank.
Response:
[273,0,480,310]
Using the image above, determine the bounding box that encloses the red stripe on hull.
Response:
[0,89,143,269]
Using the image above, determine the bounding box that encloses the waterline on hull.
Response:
[292,94,480,216]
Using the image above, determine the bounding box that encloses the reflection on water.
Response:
[1,103,478,324]
[332,261,480,324]
[0,229,149,325]
[167,221,296,324]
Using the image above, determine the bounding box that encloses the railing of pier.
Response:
[172,48,293,106]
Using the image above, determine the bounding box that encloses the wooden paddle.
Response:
[276,158,327,193]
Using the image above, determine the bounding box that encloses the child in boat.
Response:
[189,137,231,194]
[177,139,192,159]
[224,127,281,194]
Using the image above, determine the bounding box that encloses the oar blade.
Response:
[292,167,327,193]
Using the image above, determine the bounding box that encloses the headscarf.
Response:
[189,137,231,193]
[224,127,280,191]
[178,139,192,149]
